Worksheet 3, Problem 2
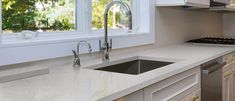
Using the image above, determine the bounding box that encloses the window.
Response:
[1,0,138,34]
[92,0,132,30]
[2,0,76,33]
[0,0,152,66]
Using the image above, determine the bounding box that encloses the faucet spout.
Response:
[72,40,92,69]
[104,1,133,35]
[101,1,132,62]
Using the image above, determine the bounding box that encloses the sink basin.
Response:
[94,57,174,75]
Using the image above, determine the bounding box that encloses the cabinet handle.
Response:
[224,72,232,78]
[232,68,235,73]
[192,96,199,101]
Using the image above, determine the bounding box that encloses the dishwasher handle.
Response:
[202,62,226,74]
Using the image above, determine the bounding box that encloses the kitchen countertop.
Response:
[0,43,235,101]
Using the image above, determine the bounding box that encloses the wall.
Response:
[223,13,235,37]
[155,7,223,46]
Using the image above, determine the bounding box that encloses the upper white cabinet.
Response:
[156,0,210,8]
[210,0,235,11]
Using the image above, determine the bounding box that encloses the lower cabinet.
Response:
[223,63,235,101]
[144,67,200,101]
[114,67,201,101]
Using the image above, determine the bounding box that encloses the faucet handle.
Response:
[109,39,112,50]
[99,39,112,51]
[72,50,77,58]
[72,50,81,69]
[99,40,102,51]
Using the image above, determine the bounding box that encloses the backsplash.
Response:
[223,13,235,37]
[155,7,223,46]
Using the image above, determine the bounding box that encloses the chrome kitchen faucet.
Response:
[72,40,92,69]
[100,1,132,62]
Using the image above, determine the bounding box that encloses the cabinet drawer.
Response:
[144,67,201,101]
[186,89,201,101]
[114,89,144,101]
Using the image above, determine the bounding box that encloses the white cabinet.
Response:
[156,0,210,8]
[223,64,235,101]
[144,67,201,101]
[232,0,235,4]
[223,70,233,101]
[114,67,201,101]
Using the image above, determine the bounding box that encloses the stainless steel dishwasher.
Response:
[201,57,226,101]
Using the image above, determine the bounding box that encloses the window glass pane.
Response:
[2,0,76,33]
[92,0,132,30]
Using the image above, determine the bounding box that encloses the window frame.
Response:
[0,0,155,66]
[89,0,139,32]
[0,0,142,46]
[0,0,2,44]
[0,0,140,37]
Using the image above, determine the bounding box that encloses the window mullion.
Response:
[77,0,85,32]
[78,0,92,33]
[0,0,2,44]
[86,0,92,33]
[132,0,140,32]
[75,0,81,31]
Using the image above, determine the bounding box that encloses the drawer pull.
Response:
[224,72,232,78]
[192,96,199,101]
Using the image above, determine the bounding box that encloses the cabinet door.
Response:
[186,0,210,5]
[232,0,235,4]
[144,67,200,101]
[223,70,233,101]
[232,72,235,101]
[114,89,144,101]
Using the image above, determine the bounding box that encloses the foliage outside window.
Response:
[1,0,134,34]
[2,0,76,33]
[92,0,131,30]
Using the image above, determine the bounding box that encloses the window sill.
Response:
[0,31,149,48]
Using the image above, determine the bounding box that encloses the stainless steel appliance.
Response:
[188,38,235,101]
[211,0,230,6]
[188,37,235,45]
[201,57,226,101]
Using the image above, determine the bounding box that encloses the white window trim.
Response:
[1,31,149,48]
[0,0,2,44]
[0,0,140,39]
[0,0,155,66]
[0,0,142,47]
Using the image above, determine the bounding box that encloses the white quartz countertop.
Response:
[1,44,235,101]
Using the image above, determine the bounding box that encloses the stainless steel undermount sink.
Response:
[93,56,175,75]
